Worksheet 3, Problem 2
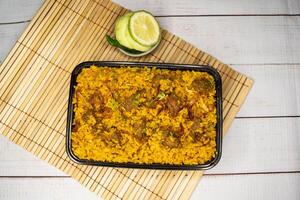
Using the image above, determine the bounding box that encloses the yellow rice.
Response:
[71,65,217,165]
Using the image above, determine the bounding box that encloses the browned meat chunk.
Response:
[133,118,148,143]
[187,105,194,120]
[193,132,204,142]
[191,119,202,131]
[152,74,166,87]
[123,95,135,111]
[166,94,181,117]
[100,129,123,145]
[191,77,214,93]
[111,131,122,142]
[123,90,145,111]
[102,107,113,118]
[190,119,204,142]
[161,128,182,148]
[135,131,148,143]
[82,109,93,121]
[90,94,104,110]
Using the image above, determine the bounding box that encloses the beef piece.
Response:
[166,94,181,117]
[191,77,214,93]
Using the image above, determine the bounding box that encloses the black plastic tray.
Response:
[66,61,223,170]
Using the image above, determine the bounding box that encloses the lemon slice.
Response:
[129,11,160,46]
[115,12,151,52]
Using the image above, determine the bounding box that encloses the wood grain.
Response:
[234,64,300,117]
[0,0,43,23]
[0,23,28,63]
[1,0,300,23]
[192,173,300,200]
[0,173,299,200]
[157,16,300,64]
[2,16,300,65]
[0,177,100,200]
[208,117,300,174]
[1,0,300,200]
[114,0,300,15]
[0,0,253,199]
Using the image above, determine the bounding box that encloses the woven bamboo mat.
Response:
[0,0,253,199]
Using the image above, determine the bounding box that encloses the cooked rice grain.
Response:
[71,65,217,165]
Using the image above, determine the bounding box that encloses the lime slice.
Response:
[129,10,160,46]
[115,12,151,52]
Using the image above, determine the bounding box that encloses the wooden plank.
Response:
[0,173,299,200]
[0,0,43,23]
[2,16,300,66]
[0,135,65,176]
[207,117,300,174]
[0,0,252,199]
[192,173,300,200]
[0,177,100,200]
[0,23,28,64]
[1,117,299,176]
[113,0,300,15]
[234,64,300,117]
[1,0,300,24]
[157,16,300,64]
[0,1,299,200]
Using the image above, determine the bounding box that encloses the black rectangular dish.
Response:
[66,61,222,170]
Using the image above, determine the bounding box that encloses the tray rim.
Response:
[66,61,223,170]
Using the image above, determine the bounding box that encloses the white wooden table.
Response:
[0,0,300,199]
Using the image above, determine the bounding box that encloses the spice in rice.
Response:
[71,65,217,165]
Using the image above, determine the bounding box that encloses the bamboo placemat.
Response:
[0,0,253,199]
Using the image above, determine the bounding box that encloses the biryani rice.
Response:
[71,65,217,165]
